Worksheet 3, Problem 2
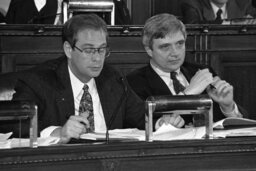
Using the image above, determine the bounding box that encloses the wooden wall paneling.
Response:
[131,0,151,25]
[152,0,182,17]
[214,52,256,119]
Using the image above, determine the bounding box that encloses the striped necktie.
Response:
[171,72,185,94]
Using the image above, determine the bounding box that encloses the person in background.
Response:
[114,0,131,25]
[127,13,246,128]
[5,0,62,24]
[181,0,256,24]
[253,0,256,8]
[9,14,145,143]
[0,12,5,23]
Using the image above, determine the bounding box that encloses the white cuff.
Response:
[220,103,243,118]
[40,126,61,138]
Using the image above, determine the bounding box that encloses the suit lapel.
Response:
[181,65,194,83]
[54,58,75,124]
[227,0,243,19]
[146,64,173,96]
[203,0,215,21]
[95,66,119,127]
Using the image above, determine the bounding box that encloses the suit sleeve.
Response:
[181,1,202,24]
[10,75,45,137]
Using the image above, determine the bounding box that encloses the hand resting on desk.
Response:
[51,115,89,144]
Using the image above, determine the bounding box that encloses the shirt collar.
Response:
[68,66,95,99]
[210,1,227,19]
[34,0,46,12]
[150,60,181,77]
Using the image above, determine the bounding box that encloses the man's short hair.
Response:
[142,13,187,49]
[62,14,108,47]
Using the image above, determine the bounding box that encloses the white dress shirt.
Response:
[150,61,242,120]
[150,61,189,95]
[34,0,63,25]
[70,68,106,132]
[210,1,228,20]
[34,0,46,12]
[41,66,106,137]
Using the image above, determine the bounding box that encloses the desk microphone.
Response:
[105,77,127,144]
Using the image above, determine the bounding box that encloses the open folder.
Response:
[213,117,256,129]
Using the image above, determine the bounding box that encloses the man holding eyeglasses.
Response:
[11,14,145,143]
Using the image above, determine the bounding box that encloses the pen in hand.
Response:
[209,84,216,90]
[197,69,216,90]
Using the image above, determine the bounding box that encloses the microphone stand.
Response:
[106,77,127,144]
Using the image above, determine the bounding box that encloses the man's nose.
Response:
[168,46,179,57]
[91,50,103,61]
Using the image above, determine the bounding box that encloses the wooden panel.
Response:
[1,138,256,170]
[152,0,182,17]
[131,0,151,25]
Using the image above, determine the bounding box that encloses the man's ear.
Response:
[145,46,153,57]
[63,41,72,59]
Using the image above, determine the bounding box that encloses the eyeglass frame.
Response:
[73,45,110,58]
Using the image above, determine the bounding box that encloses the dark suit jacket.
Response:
[6,0,58,24]
[6,56,145,137]
[181,0,256,24]
[127,62,246,124]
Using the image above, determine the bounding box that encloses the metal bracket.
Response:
[145,95,213,142]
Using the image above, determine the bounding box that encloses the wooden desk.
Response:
[1,138,256,170]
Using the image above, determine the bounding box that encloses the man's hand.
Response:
[51,115,89,144]
[207,76,235,113]
[158,114,185,129]
[184,69,213,95]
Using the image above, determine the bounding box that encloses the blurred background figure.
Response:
[114,0,131,25]
[4,0,131,25]
[181,0,256,24]
[5,0,62,24]
[253,0,256,8]
[0,12,5,23]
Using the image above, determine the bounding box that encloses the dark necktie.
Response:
[79,84,95,132]
[215,9,223,23]
[171,72,186,94]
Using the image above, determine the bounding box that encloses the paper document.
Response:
[80,125,206,141]
[213,127,256,138]
[0,136,60,149]
[80,129,145,141]
[0,132,12,141]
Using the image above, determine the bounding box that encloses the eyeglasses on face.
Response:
[73,45,110,57]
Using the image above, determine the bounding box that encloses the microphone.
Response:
[105,77,127,143]
[27,13,62,24]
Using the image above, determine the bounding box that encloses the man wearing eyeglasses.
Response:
[11,14,145,143]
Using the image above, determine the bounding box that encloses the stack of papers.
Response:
[80,125,206,141]
[80,129,145,141]
[1,117,256,149]
[0,132,60,149]
[80,118,256,141]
